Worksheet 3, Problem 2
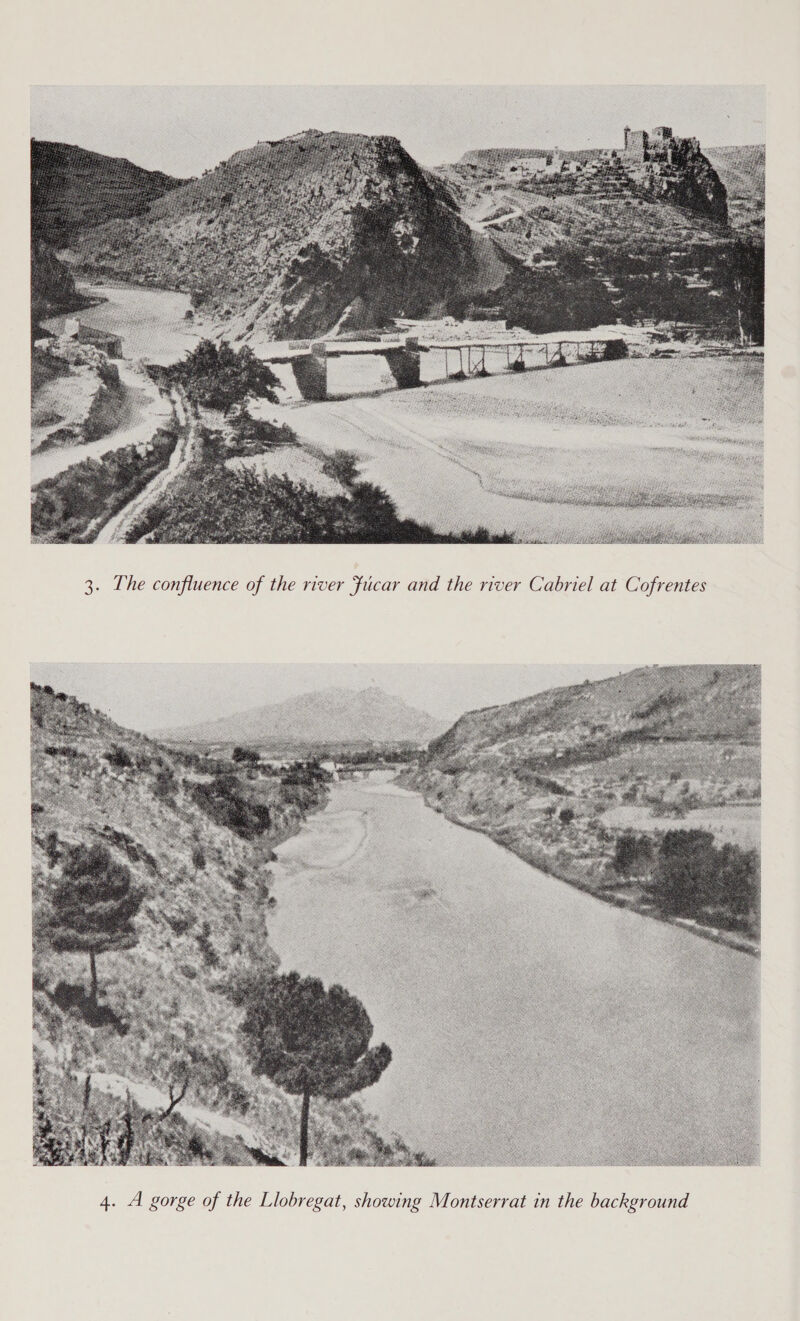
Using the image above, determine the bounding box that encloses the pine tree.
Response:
[240,971,391,1166]
[48,842,144,1004]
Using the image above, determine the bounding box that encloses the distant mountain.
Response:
[155,686,446,746]
[64,129,510,338]
[31,139,189,248]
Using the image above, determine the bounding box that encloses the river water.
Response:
[269,775,759,1167]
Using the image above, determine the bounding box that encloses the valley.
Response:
[30,115,765,544]
[32,665,760,1167]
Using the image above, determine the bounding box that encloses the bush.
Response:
[191,775,272,840]
[146,464,514,545]
[104,745,133,769]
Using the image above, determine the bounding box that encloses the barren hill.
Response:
[156,685,446,747]
[67,130,511,338]
[32,140,188,248]
[427,665,760,767]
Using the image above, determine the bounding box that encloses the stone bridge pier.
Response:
[291,342,328,401]
[383,337,421,389]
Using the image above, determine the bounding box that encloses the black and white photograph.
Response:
[31,85,764,545]
[32,663,760,1168]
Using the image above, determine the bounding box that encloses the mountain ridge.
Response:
[155,685,446,746]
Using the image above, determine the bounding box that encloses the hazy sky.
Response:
[30,663,637,733]
[30,85,765,178]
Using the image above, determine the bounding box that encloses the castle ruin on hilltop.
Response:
[622,125,701,166]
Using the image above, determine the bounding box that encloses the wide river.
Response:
[269,775,759,1167]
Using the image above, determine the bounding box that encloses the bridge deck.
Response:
[262,337,617,362]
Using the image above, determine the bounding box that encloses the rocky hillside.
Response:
[31,239,84,320]
[32,684,424,1165]
[66,130,510,338]
[426,665,759,763]
[32,139,188,248]
[404,666,760,948]
[156,685,446,747]
[705,144,765,238]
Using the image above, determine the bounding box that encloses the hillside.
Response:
[704,144,765,238]
[32,129,764,344]
[156,685,446,747]
[404,666,760,948]
[66,130,511,338]
[32,683,425,1165]
[32,139,188,248]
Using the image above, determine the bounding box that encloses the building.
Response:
[76,325,123,357]
[61,318,123,357]
[623,126,649,160]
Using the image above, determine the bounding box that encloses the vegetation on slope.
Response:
[32,139,188,247]
[404,666,760,948]
[31,429,178,543]
[32,684,427,1165]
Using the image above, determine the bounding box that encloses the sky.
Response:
[30,85,765,178]
[29,663,638,733]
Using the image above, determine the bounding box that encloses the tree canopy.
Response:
[48,841,144,999]
[240,971,391,1164]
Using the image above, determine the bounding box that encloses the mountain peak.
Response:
[154,686,447,747]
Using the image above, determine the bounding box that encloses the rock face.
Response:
[32,139,188,247]
[65,130,511,338]
[31,239,82,319]
[704,144,765,238]
[155,685,447,747]
[31,338,126,450]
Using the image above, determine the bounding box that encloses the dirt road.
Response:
[94,388,201,543]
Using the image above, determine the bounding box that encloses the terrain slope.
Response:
[32,140,189,247]
[65,130,510,338]
[32,684,422,1165]
[404,665,760,945]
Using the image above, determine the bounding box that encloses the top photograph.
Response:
[30,85,764,545]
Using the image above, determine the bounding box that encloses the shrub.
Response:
[104,745,133,769]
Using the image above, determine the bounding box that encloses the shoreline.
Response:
[404,784,759,958]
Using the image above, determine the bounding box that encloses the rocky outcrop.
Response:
[32,338,126,450]
[628,144,728,224]
[31,239,83,320]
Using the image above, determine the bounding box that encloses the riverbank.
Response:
[420,796,759,957]
[268,776,758,1166]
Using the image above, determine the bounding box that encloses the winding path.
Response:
[94,387,202,543]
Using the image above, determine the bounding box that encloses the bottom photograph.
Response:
[31,663,760,1168]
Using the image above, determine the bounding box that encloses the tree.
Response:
[613,830,654,877]
[47,842,144,1004]
[240,971,391,1165]
[729,240,765,346]
[652,829,716,918]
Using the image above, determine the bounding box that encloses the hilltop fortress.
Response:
[495,126,728,224]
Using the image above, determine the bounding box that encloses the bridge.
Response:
[259,335,626,401]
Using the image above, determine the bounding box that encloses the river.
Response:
[269,775,759,1167]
